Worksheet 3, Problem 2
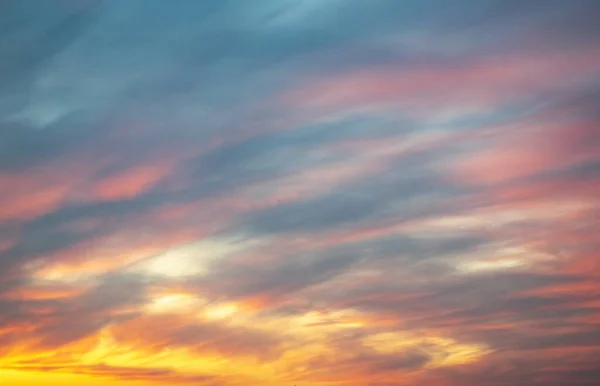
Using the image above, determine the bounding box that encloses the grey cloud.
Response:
[0,197,152,272]
[517,329,600,351]
[200,232,484,307]
[184,115,413,197]
[0,116,105,171]
[480,0,600,46]
[204,250,360,302]
[239,159,459,235]
[313,270,585,322]
[242,192,386,234]
[0,227,90,273]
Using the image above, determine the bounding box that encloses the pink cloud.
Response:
[284,47,600,115]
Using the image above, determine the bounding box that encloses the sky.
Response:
[0,0,599,385]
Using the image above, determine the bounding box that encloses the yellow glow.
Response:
[457,258,524,273]
[0,369,148,386]
[422,337,491,367]
[146,293,202,314]
[203,302,239,320]
[455,244,555,274]
[1,279,488,386]
[363,332,489,368]
[0,310,490,386]
[129,236,264,279]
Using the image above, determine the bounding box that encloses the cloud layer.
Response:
[1,1,599,385]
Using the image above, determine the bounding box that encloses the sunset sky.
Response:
[1,1,599,385]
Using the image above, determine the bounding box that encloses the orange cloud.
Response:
[1,284,87,301]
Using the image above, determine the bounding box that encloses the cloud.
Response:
[110,313,284,362]
[0,274,145,353]
[1,1,599,385]
[283,46,600,121]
